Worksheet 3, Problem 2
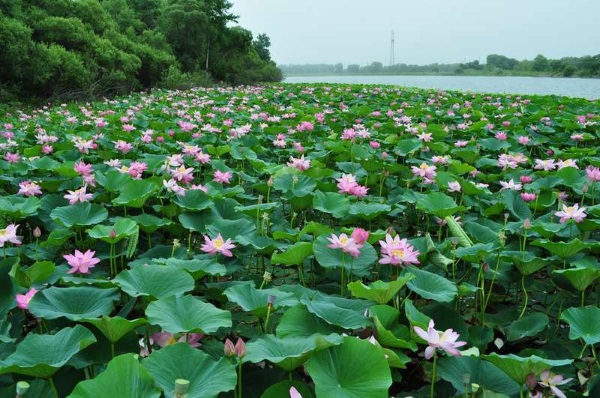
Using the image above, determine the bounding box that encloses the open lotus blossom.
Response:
[289,387,302,398]
[213,170,233,184]
[413,319,467,359]
[378,233,420,266]
[64,186,93,204]
[327,233,362,258]
[499,179,522,191]
[152,332,203,348]
[538,370,573,398]
[411,163,437,180]
[447,181,461,193]
[287,155,310,171]
[18,180,42,196]
[534,159,556,171]
[586,166,600,182]
[15,287,38,310]
[0,224,21,247]
[201,233,236,257]
[554,203,587,223]
[63,249,101,274]
[556,158,578,170]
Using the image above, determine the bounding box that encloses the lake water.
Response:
[283,75,600,100]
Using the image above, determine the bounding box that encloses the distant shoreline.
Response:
[282,72,598,79]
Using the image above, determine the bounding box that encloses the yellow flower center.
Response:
[392,249,405,258]
[214,238,224,249]
[340,236,348,245]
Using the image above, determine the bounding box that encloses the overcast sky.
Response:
[229,0,600,66]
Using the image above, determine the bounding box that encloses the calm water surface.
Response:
[284,75,600,100]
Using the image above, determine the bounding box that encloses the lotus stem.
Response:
[237,361,243,398]
[16,381,30,398]
[430,353,438,398]
[519,274,528,319]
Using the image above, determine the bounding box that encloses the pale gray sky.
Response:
[229,0,600,66]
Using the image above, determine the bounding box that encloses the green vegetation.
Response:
[0,0,282,103]
[281,53,600,78]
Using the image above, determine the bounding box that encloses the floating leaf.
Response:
[0,326,96,378]
[306,337,392,398]
[560,306,600,345]
[142,343,236,398]
[505,313,549,342]
[114,264,195,299]
[69,354,160,398]
[146,295,231,334]
[405,267,457,303]
[29,287,120,321]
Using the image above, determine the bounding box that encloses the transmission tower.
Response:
[389,30,395,66]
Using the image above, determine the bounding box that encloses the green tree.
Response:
[532,54,549,72]
[253,33,271,62]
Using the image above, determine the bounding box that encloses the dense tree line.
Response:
[281,53,600,78]
[0,0,282,102]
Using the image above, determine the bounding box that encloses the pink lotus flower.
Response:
[152,332,203,348]
[63,249,101,274]
[351,228,369,246]
[337,174,358,194]
[555,203,587,223]
[287,155,310,171]
[447,181,461,193]
[378,233,420,266]
[413,319,467,359]
[74,161,93,177]
[521,193,537,202]
[64,186,93,204]
[327,233,362,258]
[556,159,578,170]
[518,135,530,145]
[538,370,573,398]
[411,163,437,180]
[18,181,42,196]
[586,166,600,183]
[499,179,522,191]
[0,224,21,247]
[201,233,236,257]
[213,170,233,184]
[290,387,302,398]
[534,159,556,171]
[224,337,247,358]
[4,152,19,163]
[15,287,38,310]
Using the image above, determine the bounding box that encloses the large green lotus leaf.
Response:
[163,257,227,279]
[505,313,549,342]
[112,179,159,208]
[373,316,416,351]
[482,353,572,385]
[69,354,160,398]
[142,343,236,398]
[313,235,377,276]
[277,305,341,338]
[173,190,212,211]
[348,276,414,305]
[415,192,464,218]
[405,267,457,303]
[260,380,313,398]
[306,336,392,398]
[531,238,585,258]
[501,190,532,220]
[553,267,600,292]
[0,258,18,315]
[233,202,279,216]
[300,294,372,330]
[146,295,231,334]
[347,202,392,221]
[0,326,96,378]
[455,243,496,262]
[131,214,173,234]
[560,306,600,345]
[87,217,139,244]
[271,242,313,266]
[223,284,298,318]
[82,316,147,344]
[95,170,133,193]
[437,356,520,396]
[50,202,108,228]
[404,299,431,337]
[246,334,343,371]
[206,218,256,241]
[313,191,350,218]
[500,251,547,276]
[10,261,56,288]
[273,174,316,197]
[29,287,120,321]
[114,264,194,299]
[0,196,40,219]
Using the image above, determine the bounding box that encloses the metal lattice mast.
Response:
[390,30,395,66]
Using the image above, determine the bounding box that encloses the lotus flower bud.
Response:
[523,218,532,230]
[33,227,41,238]
[267,295,276,306]
[234,337,247,358]
[526,373,538,390]
[109,229,117,239]
[224,338,236,357]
